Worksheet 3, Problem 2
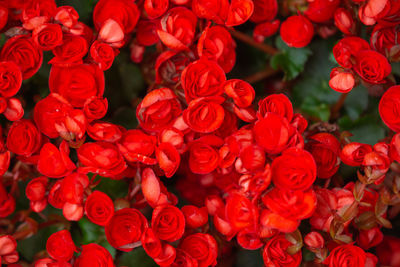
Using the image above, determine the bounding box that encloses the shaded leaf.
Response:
[271,36,312,80]
[338,115,385,145]
[344,85,368,120]
[95,177,129,199]
[118,247,158,267]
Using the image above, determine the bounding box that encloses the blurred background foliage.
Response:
[13,0,400,266]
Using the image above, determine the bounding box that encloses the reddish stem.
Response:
[229,29,279,55]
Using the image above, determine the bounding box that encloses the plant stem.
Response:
[229,29,279,55]
[244,67,280,84]
[330,92,349,121]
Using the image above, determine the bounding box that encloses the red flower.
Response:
[181,59,226,103]
[77,142,127,177]
[334,8,356,35]
[262,188,317,221]
[74,243,115,267]
[253,20,280,43]
[93,0,140,34]
[180,233,218,267]
[223,79,254,108]
[90,41,116,70]
[0,182,15,218]
[333,37,370,68]
[157,7,197,51]
[156,142,181,178]
[253,112,293,154]
[376,235,400,267]
[46,230,76,261]
[280,15,314,48]
[6,119,42,157]
[141,228,162,258]
[87,121,123,142]
[389,133,400,162]
[329,67,355,93]
[250,0,277,23]
[371,25,400,60]
[0,6,7,31]
[152,204,185,242]
[181,205,208,228]
[188,139,220,174]
[271,147,317,191]
[85,191,114,226]
[54,6,79,28]
[226,0,254,27]
[262,234,302,267]
[379,85,400,132]
[141,168,178,208]
[192,0,229,24]
[49,34,88,66]
[117,129,157,164]
[144,0,169,19]
[49,64,105,108]
[340,142,373,166]
[171,249,198,267]
[225,193,256,230]
[357,227,383,250]
[354,50,391,83]
[0,235,18,264]
[136,88,182,132]
[37,142,76,178]
[136,20,160,46]
[304,0,340,23]
[83,96,108,121]
[257,94,293,121]
[105,208,148,252]
[323,244,366,267]
[0,61,22,98]
[304,231,324,249]
[32,23,63,51]
[26,177,48,202]
[0,35,43,80]
[183,96,225,133]
[198,26,236,73]
[33,94,73,138]
[306,133,341,178]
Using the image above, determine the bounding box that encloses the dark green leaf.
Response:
[392,62,400,77]
[338,115,386,145]
[17,225,62,261]
[300,96,331,121]
[270,37,312,80]
[77,218,104,244]
[94,177,129,199]
[292,37,340,119]
[118,247,158,267]
[344,85,369,120]
[234,248,263,267]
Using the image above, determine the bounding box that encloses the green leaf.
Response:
[344,85,369,120]
[391,62,400,77]
[17,225,62,262]
[270,37,312,80]
[292,37,340,120]
[300,96,331,121]
[234,249,263,267]
[77,218,104,244]
[100,240,116,259]
[338,115,386,145]
[94,177,129,199]
[118,247,158,267]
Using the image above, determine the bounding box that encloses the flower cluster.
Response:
[0,0,399,266]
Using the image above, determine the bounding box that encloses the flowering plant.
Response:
[0,0,399,266]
